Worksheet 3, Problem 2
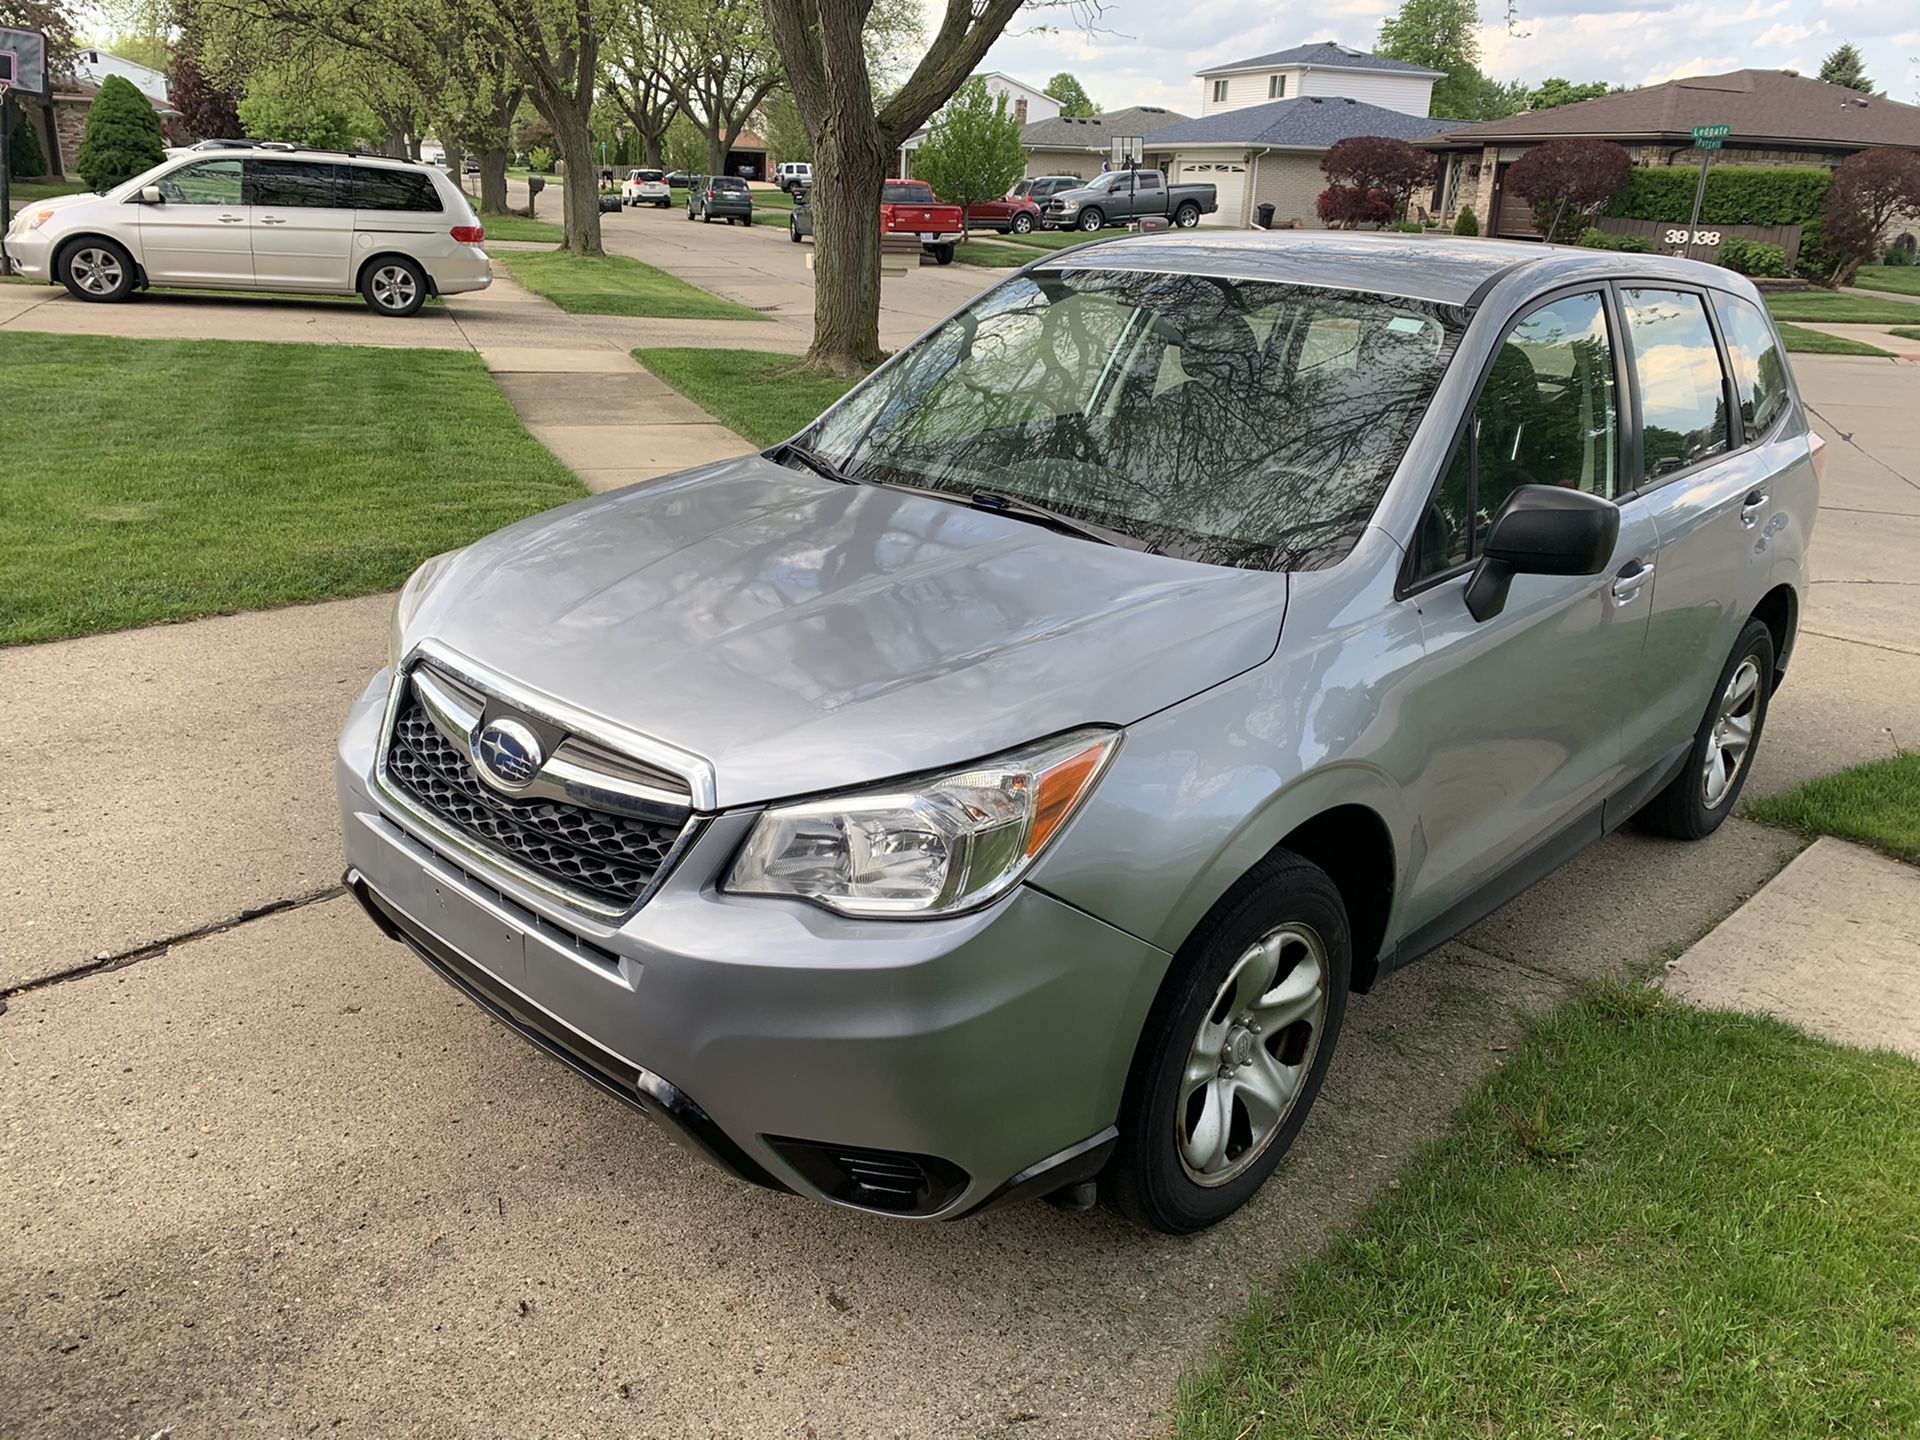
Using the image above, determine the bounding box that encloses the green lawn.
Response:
[0,334,583,646]
[751,209,790,227]
[1775,322,1894,357]
[8,179,91,203]
[1748,752,1920,864]
[952,240,1036,267]
[1850,264,1920,298]
[997,229,1112,250]
[1765,290,1920,325]
[493,249,763,320]
[633,347,868,448]
[1178,982,1920,1439]
[478,211,564,243]
[1891,326,1920,343]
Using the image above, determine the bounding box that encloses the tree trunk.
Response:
[808,123,890,373]
[479,146,510,215]
[642,131,663,169]
[444,141,464,196]
[706,131,726,176]
[551,108,604,255]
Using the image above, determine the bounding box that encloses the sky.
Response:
[958,0,1920,115]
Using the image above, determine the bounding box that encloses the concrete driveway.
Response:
[3,354,1916,1438]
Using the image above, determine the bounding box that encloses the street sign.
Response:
[1691,123,1730,150]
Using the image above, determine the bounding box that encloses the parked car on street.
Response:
[963,188,1044,235]
[789,185,813,243]
[621,168,672,207]
[880,178,964,264]
[776,161,813,194]
[664,171,692,190]
[6,145,489,316]
[344,233,1819,1231]
[687,175,753,225]
[1045,168,1216,231]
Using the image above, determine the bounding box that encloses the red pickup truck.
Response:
[880,179,965,265]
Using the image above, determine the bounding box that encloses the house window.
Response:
[1212,79,1229,103]
[1268,74,1286,99]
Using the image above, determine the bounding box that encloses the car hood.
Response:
[25,193,100,223]
[407,455,1288,809]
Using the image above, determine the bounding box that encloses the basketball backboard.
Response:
[0,28,48,97]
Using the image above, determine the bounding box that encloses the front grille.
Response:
[385,697,685,910]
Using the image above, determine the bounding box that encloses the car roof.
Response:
[175,145,438,172]
[1034,229,1760,308]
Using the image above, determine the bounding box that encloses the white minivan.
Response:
[3,147,491,317]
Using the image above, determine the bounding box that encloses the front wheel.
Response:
[1011,212,1035,235]
[58,239,137,302]
[360,256,428,317]
[1077,208,1104,232]
[1105,851,1350,1233]
[1174,202,1201,228]
[1635,618,1775,840]
[789,221,801,244]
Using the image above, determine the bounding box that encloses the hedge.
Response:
[1578,227,1653,253]
[1604,166,1831,226]
[1715,236,1789,277]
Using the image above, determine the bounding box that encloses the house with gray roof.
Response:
[1017,106,1191,181]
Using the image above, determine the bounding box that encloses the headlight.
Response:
[14,207,57,234]
[388,550,459,672]
[727,729,1118,918]
[1057,200,1080,212]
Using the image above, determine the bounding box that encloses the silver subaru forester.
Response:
[338,232,1820,1232]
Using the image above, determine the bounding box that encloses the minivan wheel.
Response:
[59,239,136,302]
[1106,850,1350,1234]
[1635,617,1775,841]
[360,257,428,317]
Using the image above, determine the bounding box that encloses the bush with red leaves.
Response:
[1316,136,1432,229]
[1505,138,1632,242]
[1820,148,1920,284]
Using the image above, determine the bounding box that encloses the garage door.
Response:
[1179,161,1247,227]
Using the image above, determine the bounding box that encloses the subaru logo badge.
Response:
[473,717,544,793]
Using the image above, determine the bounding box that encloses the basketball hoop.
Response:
[0,78,15,101]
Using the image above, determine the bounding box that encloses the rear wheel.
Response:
[930,242,955,265]
[360,256,428,317]
[789,220,801,244]
[1635,618,1775,840]
[58,239,136,302]
[1174,202,1201,228]
[1105,851,1350,1233]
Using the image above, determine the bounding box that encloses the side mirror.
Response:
[138,185,164,204]
[1464,485,1620,622]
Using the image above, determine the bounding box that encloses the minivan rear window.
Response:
[351,167,443,212]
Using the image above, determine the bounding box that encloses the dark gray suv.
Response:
[341,233,1820,1231]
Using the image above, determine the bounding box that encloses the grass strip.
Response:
[633,346,868,448]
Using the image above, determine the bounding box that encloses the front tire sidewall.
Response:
[1108,853,1352,1234]
[58,239,137,303]
[1012,213,1035,234]
[1078,209,1104,232]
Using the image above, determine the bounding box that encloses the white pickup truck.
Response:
[620,169,672,208]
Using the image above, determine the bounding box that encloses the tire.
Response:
[687,206,696,221]
[789,221,801,244]
[658,200,670,209]
[359,255,428,317]
[1011,212,1035,235]
[931,242,955,265]
[1105,851,1351,1234]
[1635,618,1775,840]
[1174,202,1200,228]
[58,238,137,303]
[703,209,713,223]
[1077,208,1105,232]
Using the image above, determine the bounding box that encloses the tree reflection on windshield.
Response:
[808,268,1467,571]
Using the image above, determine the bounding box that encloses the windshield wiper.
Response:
[775,440,864,486]
[967,489,1149,551]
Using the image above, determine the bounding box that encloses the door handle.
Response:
[1610,560,1654,605]
[218,214,245,223]
[259,216,288,225]
[1740,490,1770,528]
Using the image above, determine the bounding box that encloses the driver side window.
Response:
[1412,289,1620,582]
[157,160,243,206]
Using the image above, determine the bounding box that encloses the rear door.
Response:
[138,158,252,284]
[1131,168,1165,216]
[247,158,353,290]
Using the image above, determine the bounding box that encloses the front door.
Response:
[138,158,252,285]
[1396,288,1657,935]
[247,158,354,290]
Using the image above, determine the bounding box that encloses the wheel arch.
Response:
[53,231,144,282]
[354,250,436,296]
[1751,582,1798,688]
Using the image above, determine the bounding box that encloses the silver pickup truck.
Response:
[1045,168,1217,231]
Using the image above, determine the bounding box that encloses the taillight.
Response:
[706,187,714,200]
[1808,429,1827,481]
[451,224,485,245]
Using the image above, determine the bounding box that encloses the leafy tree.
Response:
[600,2,683,169]
[9,112,47,176]
[1316,135,1432,228]
[1817,43,1874,95]
[1527,77,1611,110]
[1044,71,1098,117]
[661,0,782,177]
[1505,137,1630,242]
[762,88,810,165]
[74,74,165,190]
[1820,148,1920,283]
[661,112,704,173]
[83,31,171,72]
[759,0,1040,372]
[913,77,1025,236]
[238,58,379,150]
[0,0,76,76]
[1376,0,1484,119]
[167,13,242,143]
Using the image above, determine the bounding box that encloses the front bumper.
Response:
[4,229,53,282]
[337,672,1167,1217]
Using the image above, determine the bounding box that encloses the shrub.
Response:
[1715,236,1788,277]
[1794,218,1832,281]
[74,75,166,192]
[1452,207,1479,235]
[1884,245,1914,267]
[1318,136,1432,228]
[528,146,555,173]
[9,115,47,178]
[1506,138,1632,242]
[1386,219,1426,232]
[1577,227,1653,252]
[1605,166,1830,226]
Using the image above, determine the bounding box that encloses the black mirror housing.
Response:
[1465,485,1620,622]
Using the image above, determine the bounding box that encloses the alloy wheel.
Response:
[1702,656,1761,809]
[1177,923,1329,1186]
[69,248,124,296]
[369,264,418,312]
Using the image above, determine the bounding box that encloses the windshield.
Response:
[804,268,1465,571]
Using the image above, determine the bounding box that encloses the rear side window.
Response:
[1136,171,1163,191]
[351,167,442,212]
[1711,293,1790,438]
[1621,288,1731,479]
[249,159,343,208]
